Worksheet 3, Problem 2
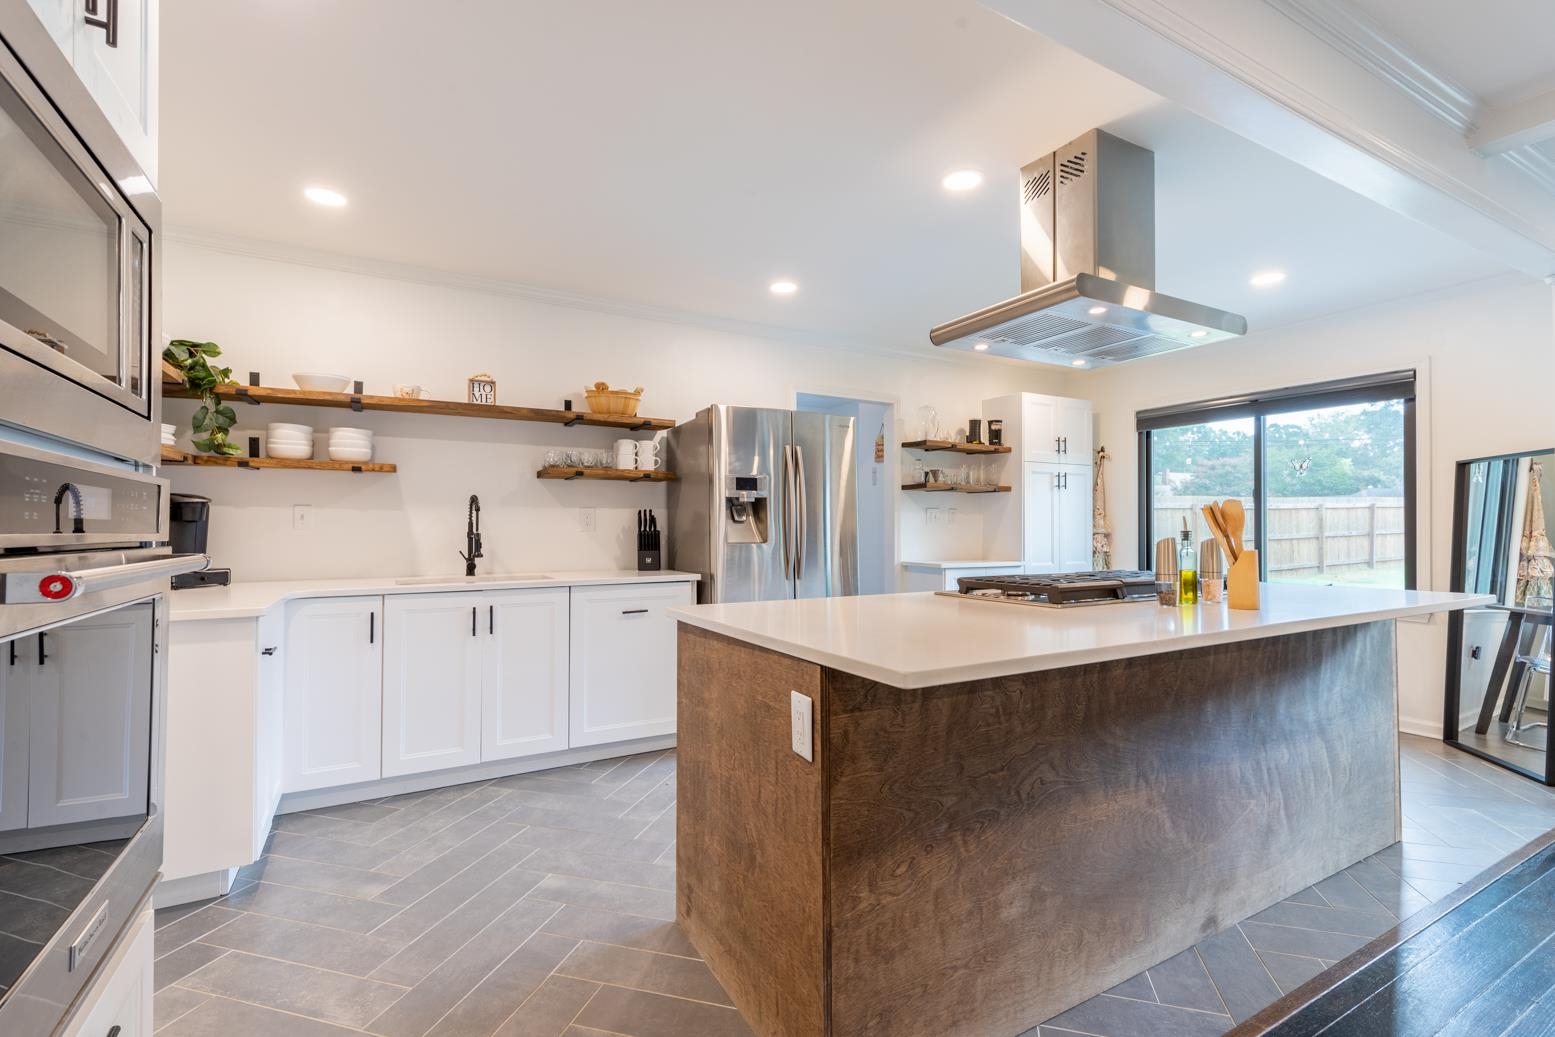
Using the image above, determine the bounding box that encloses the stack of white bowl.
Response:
[328,426,373,463]
[266,422,314,460]
[160,423,177,448]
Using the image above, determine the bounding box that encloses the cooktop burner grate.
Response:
[950,570,1157,607]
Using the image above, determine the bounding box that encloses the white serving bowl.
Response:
[328,446,373,462]
[266,443,314,460]
[267,422,314,437]
[264,432,312,445]
[328,426,372,437]
[328,432,373,445]
[292,372,351,393]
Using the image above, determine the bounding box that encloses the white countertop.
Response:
[669,585,1493,688]
[170,570,700,622]
[900,560,1025,570]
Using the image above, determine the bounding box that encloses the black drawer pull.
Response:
[107,1027,120,1037]
[621,609,649,615]
[260,646,277,656]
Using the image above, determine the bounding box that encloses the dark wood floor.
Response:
[151,736,1555,1037]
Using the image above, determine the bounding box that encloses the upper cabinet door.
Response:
[382,593,483,778]
[1021,395,1060,463]
[570,582,694,748]
[283,596,383,793]
[482,588,570,763]
[70,0,158,183]
[1054,399,1093,461]
[28,604,152,827]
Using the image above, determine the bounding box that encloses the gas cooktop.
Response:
[942,570,1157,608]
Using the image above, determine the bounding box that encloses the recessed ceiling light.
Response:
[1189,329,1209,339]
[769,279,798,296]
[1249,269,1286,287]
[972,341,990,351]
[1087,305,1107,316]
[1071,359,1089,367]
[942,169,984,192]
[304,186,348,207]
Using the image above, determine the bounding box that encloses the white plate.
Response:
[328,433,373,444]
[328,426,372,437]
[328,447,373,462]
[267,422,314,436]
[264,434,312,446]
[266,443,314,460]
[292,373,350,393]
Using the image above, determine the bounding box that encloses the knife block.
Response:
[638,550,661,572]
[1228,549,1260,610]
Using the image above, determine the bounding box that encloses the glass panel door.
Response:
[1148,417,1257,558]
[1264,401,1406,588]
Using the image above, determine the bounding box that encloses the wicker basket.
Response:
[583,382,643,417]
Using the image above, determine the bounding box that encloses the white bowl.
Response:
[266,443,314,460]
[328,426,372,437]
[264,433,312,446]
[328,446,373,462]
[328,432,373,445]
[292,373,351,393]
[267,422,314,436]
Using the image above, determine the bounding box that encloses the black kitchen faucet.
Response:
[459,494,483,576]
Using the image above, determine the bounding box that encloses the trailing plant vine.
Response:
[163,339,241,456]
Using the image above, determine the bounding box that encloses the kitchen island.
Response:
[670,585,1490,1037]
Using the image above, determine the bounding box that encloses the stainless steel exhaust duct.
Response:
[931,130,1247,367]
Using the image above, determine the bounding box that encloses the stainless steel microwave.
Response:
[0,13,160,466]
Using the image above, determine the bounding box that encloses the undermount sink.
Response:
[393,573,554,585]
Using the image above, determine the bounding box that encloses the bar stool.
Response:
[1506,624,1553,749]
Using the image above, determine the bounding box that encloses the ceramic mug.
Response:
[614,439,638,469]
[394,384,425,399]
[636,441,663,471]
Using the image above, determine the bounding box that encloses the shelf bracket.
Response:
[565,469,586,480]
[350,380,364,412]
[351,465,363,473]
[563,414,585,427]
[633,473,652,482]
[237,372,262,405]
[236,459,254,470]
[630,421,655,432]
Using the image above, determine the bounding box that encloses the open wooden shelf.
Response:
[165,453,396,473]
[165,382,675,431]
[160,359,187,386]
[901,439,1011,455]
[902,482,1011,494]
[537,466,676,483]
[160,444,186,464]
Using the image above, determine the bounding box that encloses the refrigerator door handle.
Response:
[794,445,808,583]
[780,444,793,579]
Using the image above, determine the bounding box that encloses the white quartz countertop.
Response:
[669,585,1493,688]
[900,560,1025,570]
[170,570,700,622]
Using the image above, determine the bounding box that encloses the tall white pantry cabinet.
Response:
[983,393,1096,574]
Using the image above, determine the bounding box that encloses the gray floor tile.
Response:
[556,940,731,1005]
[503,800,659,839]
[154,942,228,991]
[267,830,401,871]
[572,983,754,1037]
[1258,949,1328,995]
[151,905,243,957]
[374,820,528,905]
[221,880,401,933]
[1238,920,1369,961]
[1245,900,1396,939]
[374,796,519,877]
[371,880,555,987]
[198,911,402,977]
[302,800,406,824]
[508,824,674,863]
[1146,949,1224,1013]
[178,949,406,1028]
[152,985,210,1032]
[154,897,224,930]
[0,889,67,942]
[539,905,701,958]
[236,854,400,900]
[520,846,676,892]
[1103,972,1155,1001]
[492,975,599,1037]
[154,993,363,1036]
[1194,926,1283,1024]
[524,873,676,921]
[426,933,579,1037]
[0,856,95,908]
[1042,992,1231,1037]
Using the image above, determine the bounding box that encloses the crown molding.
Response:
[162,225,1011,373]
[1263,0,1478,133]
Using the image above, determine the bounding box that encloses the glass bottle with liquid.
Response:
[1178,526,1199,605]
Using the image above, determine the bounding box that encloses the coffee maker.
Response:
[170,494,231,588]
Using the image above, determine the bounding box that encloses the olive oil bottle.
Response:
[1178,522,1199,605]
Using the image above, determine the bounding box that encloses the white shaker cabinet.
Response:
[382,593,484,778]
[569,582,693,747]
[1023,463,1095,575]
[27,605,152,827]
[1021,394,1092,463]
[283,596,383,793]
[483,587,570,763]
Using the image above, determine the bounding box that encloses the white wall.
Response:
[1082,275,1555,734]
[161,239,1070,583]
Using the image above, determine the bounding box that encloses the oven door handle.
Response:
[1,553,209,603]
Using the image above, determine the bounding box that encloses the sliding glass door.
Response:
[1138,373,1416,588]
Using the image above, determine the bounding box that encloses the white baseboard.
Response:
[1398,716,1443,738]
[276,735,677,815]
[155,868,236,909]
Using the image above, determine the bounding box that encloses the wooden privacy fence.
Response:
[1154,497,1406,577]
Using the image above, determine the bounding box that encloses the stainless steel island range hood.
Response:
[930,129,1247,368]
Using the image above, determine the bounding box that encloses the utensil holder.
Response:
[638,550,661,572]
[1228,549,1260,610]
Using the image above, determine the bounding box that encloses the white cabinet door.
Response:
[26,0,75,56]
[1055,465,1095,572]
[252,609,284,856]
[70,0,159,183]
[570,582,693,747]
[1023,463,1059,573]
[0,646,30,833]
[1054,399,1093,461]
[483,587,570,763]
[283,597,382,793]
[28,605,152,827]
[1021,395,1060,462]
[62,907,152,1037]
[382,593,483,778]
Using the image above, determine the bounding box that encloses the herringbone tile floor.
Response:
[152,736,1555,1037]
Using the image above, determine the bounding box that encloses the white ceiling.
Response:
[159,0,1509,357]
[1346,0,1555,104]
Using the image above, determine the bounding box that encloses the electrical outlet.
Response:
[925,507,941,526]
[292,505,313,530]
[790,690,814,762]
[578,508,596,533]
[946,507,959,525]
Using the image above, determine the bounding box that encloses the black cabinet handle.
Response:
[471,606,477,637]
[621,608,648,615]
[488,605,494,635]
[83,0,118,47]
[369,612,375,645]
[37,632,47,666]
[260,646,277,656]
[7,641,14,667]
[107,1026,121,1037]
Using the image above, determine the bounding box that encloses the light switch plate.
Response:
[790,690,814,762]
[292,505,312,530]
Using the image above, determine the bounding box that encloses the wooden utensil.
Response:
[1222,499,1247,559]
[1201,505,1237,568]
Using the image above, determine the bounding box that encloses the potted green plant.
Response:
[162,339,241,456]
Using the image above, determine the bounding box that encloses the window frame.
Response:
[1136,370,1418,588]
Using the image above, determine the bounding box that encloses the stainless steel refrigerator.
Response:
[666,406,858,603]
